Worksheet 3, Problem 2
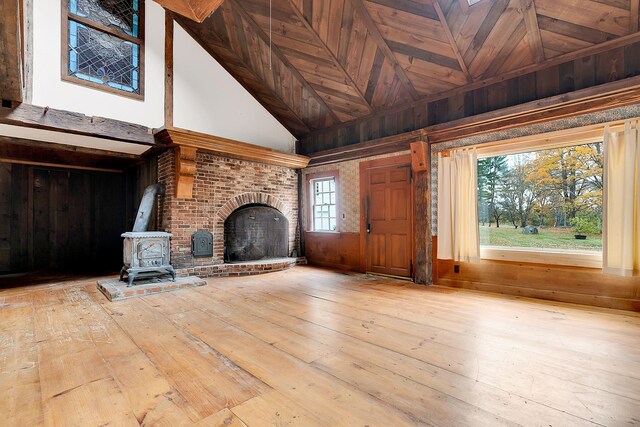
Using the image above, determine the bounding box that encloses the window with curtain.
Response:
[478,143,603,255]
[63,0,144,97]
[603,120,640,276]
[437,120,640,274]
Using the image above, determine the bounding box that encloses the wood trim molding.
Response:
[175,145,196,198]
[426,75,640,143]
[308,129,426,166]
[153,0,223,23]
[155,127,310,169]
[157,126,309,199]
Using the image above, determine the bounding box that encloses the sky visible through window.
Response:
[477,142,603,252]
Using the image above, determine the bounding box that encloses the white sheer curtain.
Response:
[437,147,480,262]
[603,120,640,276]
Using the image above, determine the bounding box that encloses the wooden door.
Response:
[364,161,413,278]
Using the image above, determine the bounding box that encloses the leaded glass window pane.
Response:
[69,0,140,37]
[68,21,140,93]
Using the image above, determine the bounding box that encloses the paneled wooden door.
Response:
[362,157,413,278]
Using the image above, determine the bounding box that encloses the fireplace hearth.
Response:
[224,204,289,263]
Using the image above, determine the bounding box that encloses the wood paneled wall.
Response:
[434,239,640,312]
[300,43,640,154]
[304,232,362,272]
[0,161,156,275]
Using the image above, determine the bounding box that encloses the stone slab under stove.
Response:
[98,275,206,301]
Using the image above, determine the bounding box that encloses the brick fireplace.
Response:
[157,148,302,278]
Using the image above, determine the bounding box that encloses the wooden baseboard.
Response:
[437,278,640,312]
[437,258,640,311]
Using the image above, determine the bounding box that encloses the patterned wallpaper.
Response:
[430,104,640,235]
[302,151,409,233]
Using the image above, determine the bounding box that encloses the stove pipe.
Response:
[132,183,165,232]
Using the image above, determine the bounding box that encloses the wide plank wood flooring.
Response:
[1,265,640,426]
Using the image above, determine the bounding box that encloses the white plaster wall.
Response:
[172,23,296,153]
[31,0,165,128]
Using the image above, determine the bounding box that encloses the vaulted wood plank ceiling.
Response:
[175,0,640,138]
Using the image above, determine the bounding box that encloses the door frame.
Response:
[359,154,415,279]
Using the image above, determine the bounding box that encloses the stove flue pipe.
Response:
[132,183,166,232]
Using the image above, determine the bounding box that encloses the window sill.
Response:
[305,230,340,234]
[480,246,602,269]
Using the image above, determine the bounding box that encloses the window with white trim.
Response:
[310,177,337,232]
[476,131,604,268]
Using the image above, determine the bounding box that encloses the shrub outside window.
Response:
[477,142,603,255]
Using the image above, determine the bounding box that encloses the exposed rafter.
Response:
[433,0,473,83]
[154,0,224,23]
[228,0,341,125]
[348,0,420,100]
[285,0,374,114]
[519,0,545,63]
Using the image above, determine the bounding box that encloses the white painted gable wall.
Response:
[28,1,295,152]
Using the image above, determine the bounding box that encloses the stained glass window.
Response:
[64,0,143,96]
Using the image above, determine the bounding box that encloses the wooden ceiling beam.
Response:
[0,104,154,145]
[433,0,473,83]
[0,0,25,102]
[228,0,341,125]
[631,0,639,33]
[285,0,374,114]
[153,0,224,23]
[348,0,421,100]
[175,17,312,136]
[519,0,545,63]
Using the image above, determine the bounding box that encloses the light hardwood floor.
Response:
[1,265,640,426]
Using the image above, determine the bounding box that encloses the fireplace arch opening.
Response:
[224,204,289,263]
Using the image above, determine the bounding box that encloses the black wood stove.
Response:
[120,183,176,286]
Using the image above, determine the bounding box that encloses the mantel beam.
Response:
[156,127,309,199]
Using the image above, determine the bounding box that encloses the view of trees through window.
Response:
[477,142,603,252]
